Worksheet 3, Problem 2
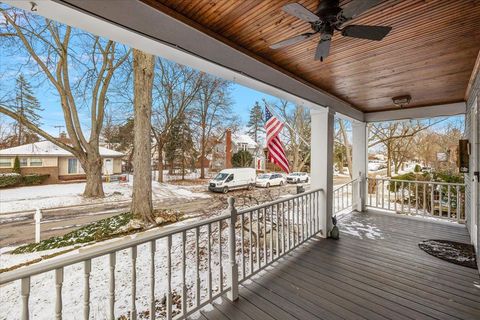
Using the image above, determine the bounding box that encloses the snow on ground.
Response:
[0,218,238,320]
[0,178,210,214]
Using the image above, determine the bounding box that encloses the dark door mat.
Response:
[418,240,477,269]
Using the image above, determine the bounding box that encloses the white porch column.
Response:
[311,108,335,238]
[352,121,368,212]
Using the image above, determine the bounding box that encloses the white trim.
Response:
[4,0,363,121]
[364,102,467,122]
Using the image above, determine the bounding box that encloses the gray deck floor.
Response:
[191,211,480,320]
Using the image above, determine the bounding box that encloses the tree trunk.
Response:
[82,156,104,198]
[386,143,392,177]
[131,49,155,224]
[157,142,164,183]
[200,126,206,179]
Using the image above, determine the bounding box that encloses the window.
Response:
[30,158,43,166]
[0,158,11,168]
[20,158,28,167]
[226,174,234,182]
[68,158,78,174]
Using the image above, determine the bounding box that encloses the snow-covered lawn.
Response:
[0,218,237,319]
[0,179,210,214]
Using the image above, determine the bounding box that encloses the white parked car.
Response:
[286,172,309,184]
[208,168,256,193]
[256,173,286,188]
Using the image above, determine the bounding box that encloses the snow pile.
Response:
[0,180,209,214]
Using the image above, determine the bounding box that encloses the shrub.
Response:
[13,156,21,174]
[232,150,253,167]
[22,174,50,185]
[414,164,421,173]
[0,173,22,188]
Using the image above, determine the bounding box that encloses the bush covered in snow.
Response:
[22,174,50,185]
[0,173,22,188]
[0,173,49,188]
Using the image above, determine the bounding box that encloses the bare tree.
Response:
[268,99,310,172]
[194,75,232,179]
[369,119,445,176]
[337,119,352,177]
[131,49,155,224]
[0,8,130,197]
[151,59,202,182]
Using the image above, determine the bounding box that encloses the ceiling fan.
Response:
[270,0,392,61]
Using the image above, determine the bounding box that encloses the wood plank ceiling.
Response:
[143,0,480,112]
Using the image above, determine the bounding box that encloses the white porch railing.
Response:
[333,179,358,214]
[366,177,466,222]
[0,188,323,320]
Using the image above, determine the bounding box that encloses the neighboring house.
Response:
[210,130,265,171]
[0,141,123,184]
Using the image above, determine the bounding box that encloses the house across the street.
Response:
[0,140,123,184]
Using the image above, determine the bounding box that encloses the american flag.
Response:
[265,106,290,173]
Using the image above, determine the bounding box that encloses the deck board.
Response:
[190,211,480,320]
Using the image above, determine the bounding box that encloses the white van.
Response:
[208,168,256,193]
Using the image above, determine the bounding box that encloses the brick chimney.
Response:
[225,129,232,168]
[58,132,71,144]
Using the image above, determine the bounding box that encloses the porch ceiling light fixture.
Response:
[392,95,411,108]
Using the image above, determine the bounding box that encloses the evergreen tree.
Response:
[232,150,254,168]
[165,114,194,179]
[13,156,21,174]
[15,74,43,145]
[247,101,265,143]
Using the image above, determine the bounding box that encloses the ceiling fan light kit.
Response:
[270,0,392,61]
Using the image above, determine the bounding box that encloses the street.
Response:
[0,177,351,248]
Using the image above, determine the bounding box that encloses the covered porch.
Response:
[1,0,479,319]
[194,211,480,320]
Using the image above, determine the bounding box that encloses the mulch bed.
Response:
[418,239,477,269]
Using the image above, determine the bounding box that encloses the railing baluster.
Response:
[55,267,63,320]
[394,181,397,212]
[439,185,443,218]
[131,246,137,320]
[423,182,427,215]
[415,182,419,215]
[84,259,91,320]
[262,208,267,265]
[149,241,156,320]
[256,209,260,269]
[388,180,391,210]
[400,181,404,214]
[195,227,200,308]
[206,225,212,302]
[382,179,385,209]
[431,183,435,216]
[181,231,187,315]
[456,185,461,222]
[166,235,172,320]
[270,205,274,261]
[301,196,305,242]
[21,277,30,320]
[287,200,291,250]
[448,185,451,218]
[276,203,280,258]
[407,182,411,214]
[109,253,116,320]
[240,214,245,279]
[218,221,223,293]
[282,202,286,253]
[249,211,253,274]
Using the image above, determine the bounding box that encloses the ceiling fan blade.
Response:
[340,0,382,20]
[341,25,392,41]
[314,39,331,61]
[283,3,319,23]
[270,32,315,49]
